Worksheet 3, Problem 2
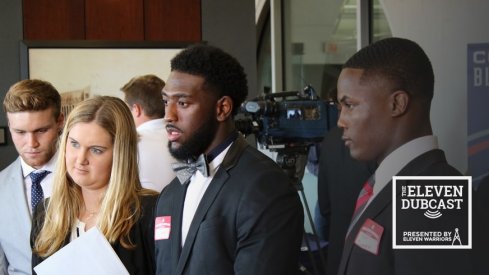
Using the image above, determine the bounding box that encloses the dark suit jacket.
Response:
[337,149,480,275]
[473,174,489,274]
[155,136,304,275]
[317,127,375,275]
[31,194,158,275]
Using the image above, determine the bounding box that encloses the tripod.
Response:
[275,146,327,275]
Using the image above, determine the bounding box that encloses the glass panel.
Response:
[257,15,273,96]
[372,0,392,42]
[282,0,358,98]
[280,0,392,97]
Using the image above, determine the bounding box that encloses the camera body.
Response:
[236,85,337,149]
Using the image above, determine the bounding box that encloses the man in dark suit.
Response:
[335,37,484,274]
[155,44,304,275]
[316,126,375,275]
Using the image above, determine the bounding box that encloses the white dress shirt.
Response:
[348,135,439,230]
[181,144,232,246]
[21,152,58,215]
[367,135,439,211]
[137,119,176,192]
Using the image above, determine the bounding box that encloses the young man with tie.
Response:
[336,37,485,274]
[0,79,64,275]
[155,44,304,274]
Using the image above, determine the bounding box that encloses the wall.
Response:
[28,48,182,99]
[0,0,257,170]
[381,0,489,174]
[22,0,201,41]
[202,0,257,98]
[0,1,23,169]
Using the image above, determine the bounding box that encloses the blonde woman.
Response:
[31,96,158,275]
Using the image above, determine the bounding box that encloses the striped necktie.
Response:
[347,175,375,234]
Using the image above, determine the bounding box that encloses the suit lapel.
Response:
[338,149,447,274]
[9,158,32,229]
[339,181,392,273]
[171,181,189,271]
[174,136,248,274]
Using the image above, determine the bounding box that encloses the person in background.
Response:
[0,79,64,275]
[306,144,329,241]
[31,96,158,275]
[305,95,338,243]
[336,37,483,275]
[121,74,176,192]
[155,44,304,275]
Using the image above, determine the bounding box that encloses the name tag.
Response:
[155,216,171,240]
[354,218,384,255]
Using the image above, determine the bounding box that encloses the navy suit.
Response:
[155,136,304,275]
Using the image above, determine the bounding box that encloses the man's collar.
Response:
[205,131,239,163]
[21,150,59,177]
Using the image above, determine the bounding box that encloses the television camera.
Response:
[235,85,337,182]
[235,85,336,150]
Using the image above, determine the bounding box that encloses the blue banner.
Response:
[467,43,489,188]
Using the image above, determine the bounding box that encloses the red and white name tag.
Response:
[354,218,384,255]
[155,216,171,240]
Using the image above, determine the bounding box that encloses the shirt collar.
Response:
[21,151,59,178]
[374,135,439,195]
[206,131,239,163]
[193,134,237,179]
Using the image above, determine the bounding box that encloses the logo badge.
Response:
[392,176,471,249]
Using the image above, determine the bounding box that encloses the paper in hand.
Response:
[34,227,129,275]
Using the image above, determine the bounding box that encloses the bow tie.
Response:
[171,154,209,184]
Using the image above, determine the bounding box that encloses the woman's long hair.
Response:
[34,96,157,257]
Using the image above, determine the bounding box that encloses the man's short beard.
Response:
[168,118,218,161]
